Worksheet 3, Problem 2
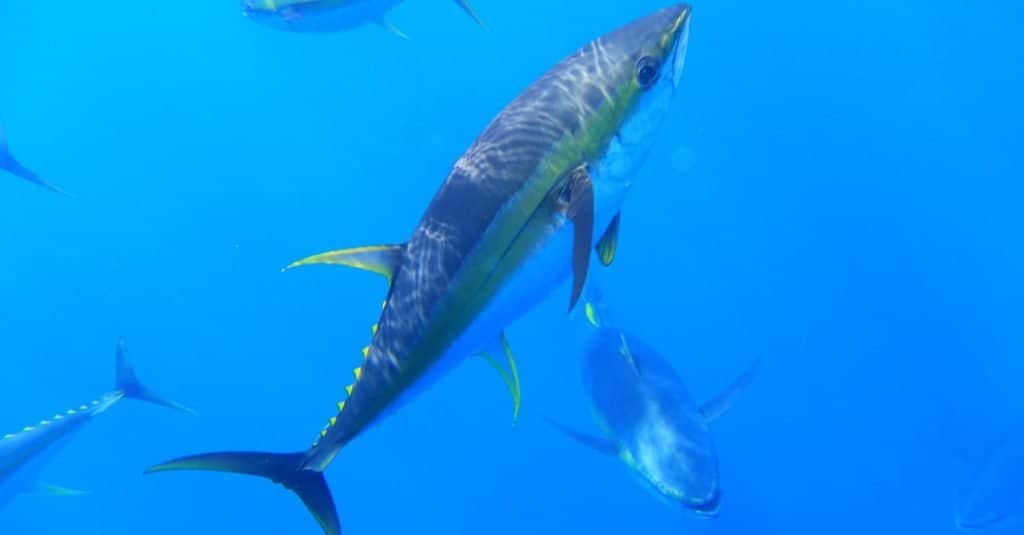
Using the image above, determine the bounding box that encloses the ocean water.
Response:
[1,1,1022,534]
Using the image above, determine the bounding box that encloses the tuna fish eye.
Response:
[635,56,661,89]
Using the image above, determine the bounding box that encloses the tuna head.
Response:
[576,4,691,193]
[627,397,722,517]
[583,328,722,517]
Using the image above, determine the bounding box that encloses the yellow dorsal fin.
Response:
[283,244,405,282]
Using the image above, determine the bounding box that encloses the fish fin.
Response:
[284,243,405,281]
[478,331,521,424]
[594,213,621,267]
[700,357,762,422]
[146,451,340,535]
[617,333,642,377]
[581,279,610,328]
[0,123,69,196]
[377,19,411,40]
[36,483,89,497]
[453,0,487,29]
[565,165,594,312]
[116,339,197,415]
[543,417,618,456]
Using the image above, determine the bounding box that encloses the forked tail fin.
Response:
[115,339,196,415]
[146,451,340,535]
[0,122,69,195]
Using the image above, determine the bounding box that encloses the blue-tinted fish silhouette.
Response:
[241,0,486,38]
[955,424,1024,531]
[0,340,194,509]
[547,294,758,516]
[0,122,67,195]
[147,5,692,534]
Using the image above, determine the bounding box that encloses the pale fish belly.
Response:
[273,0,402,32]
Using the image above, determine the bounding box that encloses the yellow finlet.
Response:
[23,426,34,432]
[345,385,354,396]
[329,416,337,426]
[40,420,50,426]
[336,401,346,412]
[371,323,379,335]
[353,367,363,380]
[361,346,369,359]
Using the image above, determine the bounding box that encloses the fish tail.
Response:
[0,123,69,195]
[115,338,196,415]
[0,152,69,196]
[146,451,341,535]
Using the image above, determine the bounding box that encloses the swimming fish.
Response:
[0,122,67,195]
[241,0,486,38]
[954,424,1024,531]
[146,5,692,534]
[0,340,194,509]
[547,295,758,516]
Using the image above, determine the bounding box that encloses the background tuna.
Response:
[0,0,1022,534]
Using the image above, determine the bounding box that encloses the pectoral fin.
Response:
[284,244,405,281]
[594,213,621,266]
[544,417,618,456]
[700,357,762,422]
[36,483,89,497]
[479,332,521,423]
[565,165,594,312]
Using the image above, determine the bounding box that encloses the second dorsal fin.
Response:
[284,244,405,282]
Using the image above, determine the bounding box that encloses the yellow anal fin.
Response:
[594,212,621,267]
[283,243,405,281]
[479,331,521,424]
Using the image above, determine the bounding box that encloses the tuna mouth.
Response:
[669,7,692,87]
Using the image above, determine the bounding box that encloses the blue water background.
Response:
[1,0,1022,533]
